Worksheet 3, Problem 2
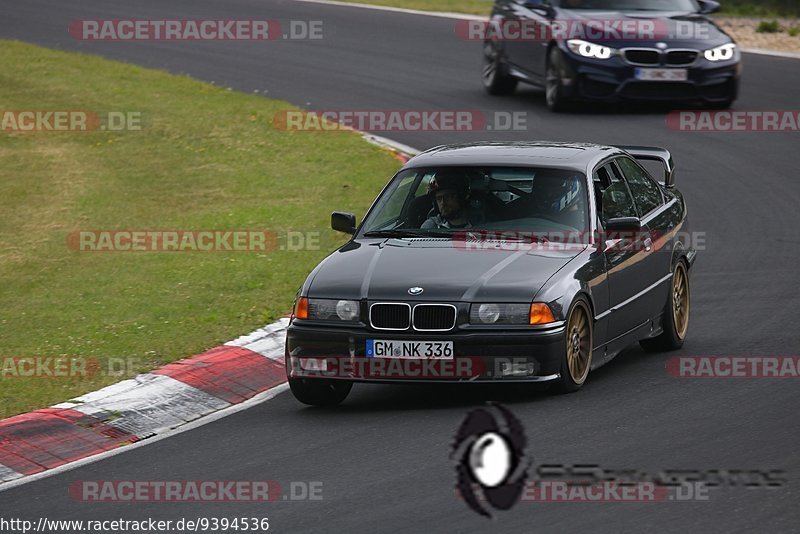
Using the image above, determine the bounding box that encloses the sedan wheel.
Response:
[545,48,571,112]
[556,299,593,393]
[288,377,352,406]
[641,261,690,352]
[482,40,518,96]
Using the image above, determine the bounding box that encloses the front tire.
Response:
[555,298,593,393]
[545,48,571,112]
[288,377,352,406]
[640,261,690,352]
[483,40,518,96]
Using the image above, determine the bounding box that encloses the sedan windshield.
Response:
[360,167,590,236]
[557,0,698,11]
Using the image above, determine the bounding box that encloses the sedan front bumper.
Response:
[558,49,740,104]
[286,321,566,383]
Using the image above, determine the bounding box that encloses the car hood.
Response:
[306,238,585,302]
[556,10,732,49]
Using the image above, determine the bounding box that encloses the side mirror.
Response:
[331,211,356,235]
[697,0,720,14]
[604,217,642,232]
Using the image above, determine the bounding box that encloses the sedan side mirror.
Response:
[696,0,720,14]
[605,217,642,232]
[331,211,356,235]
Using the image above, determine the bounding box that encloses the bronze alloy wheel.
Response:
[672,262,690,340]
[566,301,592,386]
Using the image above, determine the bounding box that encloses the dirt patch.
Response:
[715,16,800,54]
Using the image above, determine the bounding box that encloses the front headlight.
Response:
[295,297,360,321]
[704,43,737,62]
[470,303,556,325]
[567,39,615,60]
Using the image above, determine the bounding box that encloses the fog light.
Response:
[299,358,327,372]
[500,362,536,376]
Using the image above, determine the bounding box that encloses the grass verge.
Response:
[0,40,400,418]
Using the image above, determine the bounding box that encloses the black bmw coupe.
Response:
[481,0,741,110]
[286,142,696,405]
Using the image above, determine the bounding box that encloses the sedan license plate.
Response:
[634,68,688,81]
[366,339,454,359]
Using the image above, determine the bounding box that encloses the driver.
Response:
[421,172,473,229]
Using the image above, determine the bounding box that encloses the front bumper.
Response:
[558,49,740,104]
[285,321,566,383]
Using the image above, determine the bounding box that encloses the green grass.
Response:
[0,40,400,418]
[756,20,783,33]
[788,26,800,36]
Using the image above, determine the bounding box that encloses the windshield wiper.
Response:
[363,229,424,238]
[363,229,457,239]
[414,229,457,238]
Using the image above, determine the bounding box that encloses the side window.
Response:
[597,163,637,225]
[616,157,664,216]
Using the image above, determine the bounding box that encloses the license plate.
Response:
[366,339,454,359]
[634,68,688,81]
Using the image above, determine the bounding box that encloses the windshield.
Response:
[360,166,590,237]
[556,0,699,11]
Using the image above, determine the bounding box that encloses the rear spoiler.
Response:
[614,145,675,189]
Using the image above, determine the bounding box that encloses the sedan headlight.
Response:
[704,43,737,62]
[294,297,360,322]
[470,303,556,325]
[567,39,615,60]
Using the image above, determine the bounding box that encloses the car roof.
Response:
[401,141,623,172]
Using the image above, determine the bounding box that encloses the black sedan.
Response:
[481,0,741,110]
[286,142,696,405]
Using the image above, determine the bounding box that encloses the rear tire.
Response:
[288,377,352,406]
[483,40,518,96]
[555,298,593,393]
[640,261,690,352]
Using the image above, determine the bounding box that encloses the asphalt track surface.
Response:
[1,0,799,532]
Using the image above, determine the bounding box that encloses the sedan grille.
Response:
[623,49,660,65]
[666,50,698,66]
[370,303,411,330]
[413,304,457,331]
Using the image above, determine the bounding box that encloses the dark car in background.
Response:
[481,0,741,110]
[285,142,696,405]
